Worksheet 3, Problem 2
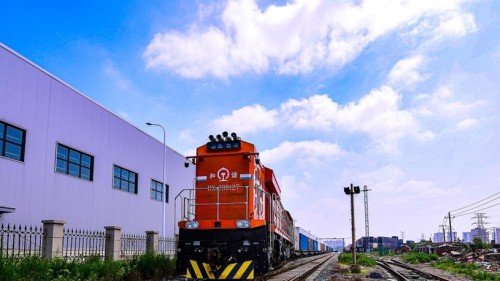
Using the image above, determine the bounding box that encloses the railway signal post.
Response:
[344,183,360,272]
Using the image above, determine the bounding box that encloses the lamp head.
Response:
[146,122,153,125]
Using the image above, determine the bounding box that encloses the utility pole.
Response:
[448,212,453,242]
[344,183,360,271]
[362,185,371,253]
[439,225,446,243]
[400,231,405,243]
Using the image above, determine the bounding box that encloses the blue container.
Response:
[299,233,309,251]
[313,240,319,251]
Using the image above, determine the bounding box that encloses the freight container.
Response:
[299,233,309,251]
[295,227,313,251]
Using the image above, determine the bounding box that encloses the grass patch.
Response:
[0,253,176,281]
[338,253,377,267]
[431,258,500,281]
[401,252,500,281]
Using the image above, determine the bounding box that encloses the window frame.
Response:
[150,179,169,203]
[0,120,26,162]
[112,164,138,194]
[55,143,94,181]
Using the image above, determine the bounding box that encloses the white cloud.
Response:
[143,0,475,78]
[280,95,339,130]
[260,140,344,165]
[281,87,424,152]
[212,104,278,134]
[456,118,478,130]
[336,87,417,143]
[212,87,429,152]
[413,86,486,120]
[388,55,426,88]
[432,11,476,40]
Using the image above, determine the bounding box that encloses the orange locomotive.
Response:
[176,132,294,279]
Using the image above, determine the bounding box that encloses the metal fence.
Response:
[159,236,177,256]
[121,233,146,258]
[63,228,107,260]
[1,222,178,260]
[0,223,43,258]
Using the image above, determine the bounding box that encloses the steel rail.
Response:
[389,259,453,281]
[264,253,333,281]
[376,260,408,281]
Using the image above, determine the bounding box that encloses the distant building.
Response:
[446,232,457,242]
[494,228,500,243]
[433,232,444,243]
[324,239,345,251]
[471,228,489,243]
[462,232,472,243]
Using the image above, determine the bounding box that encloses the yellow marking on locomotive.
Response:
[234,261,253,279]
[203,263,216,279]
[187,260,254,280]
[188,260,202,279]
[218,263,236,279]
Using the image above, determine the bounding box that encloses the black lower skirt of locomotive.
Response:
[176,225,271,279]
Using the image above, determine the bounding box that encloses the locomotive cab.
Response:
[175,132,294,279]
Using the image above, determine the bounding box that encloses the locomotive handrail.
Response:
[175,185,253,223]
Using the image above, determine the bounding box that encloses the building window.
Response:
[113,165,138,194]
[55,143,93,181]
[151,180,169,202]
[0,121,26,162]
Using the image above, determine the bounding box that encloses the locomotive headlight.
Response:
[186,221,200,229]
[243,240,251,246]
[193,240,201,246]
[236,220,251,228]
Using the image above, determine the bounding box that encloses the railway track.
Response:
[261,253,335,281]
[377,259,452,281]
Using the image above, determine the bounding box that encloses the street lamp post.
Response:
[146,122,166,238]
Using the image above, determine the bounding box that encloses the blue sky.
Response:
[2,0,499,242]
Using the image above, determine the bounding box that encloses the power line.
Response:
[457,196,500,215]
[452,195,500,216]
[450,192,500,213]
[453,202,500,218]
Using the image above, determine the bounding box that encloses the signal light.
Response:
[344,187,350,195]
[208,135,216,142]
[354,186,360,194]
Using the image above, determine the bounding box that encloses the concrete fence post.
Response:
[104,226,122,260]
[146,231,159,253]
[41,220,66,259]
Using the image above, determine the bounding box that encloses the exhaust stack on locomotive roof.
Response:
[208,132,240,142]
